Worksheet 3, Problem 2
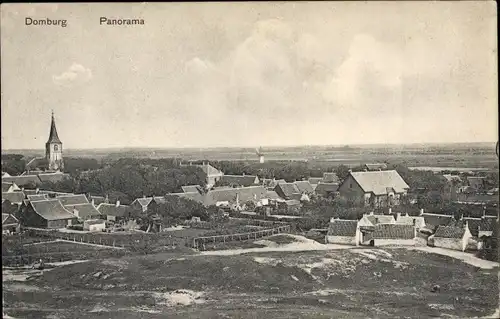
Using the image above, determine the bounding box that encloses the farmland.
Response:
[3,234,499,319]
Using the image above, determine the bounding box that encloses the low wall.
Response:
[434,237,464,251]
[374,239,416,246]
[325,235,357,245]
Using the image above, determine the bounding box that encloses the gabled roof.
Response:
[264,190,282,201]
[434,225,466,239]
[2,213,19,224]
[97,203,130,217]
[64,203,101,219]
[327,219,358,237]
[29,199,76,221]
[347,170,409,195]
[396,214,426,228]
[132,197,153,208]
[373,224,415,239]
[221,175,259,187]
[274,183,300,199]
[2,175,42,187]
[205,186,266,206]
[38,172,70,183]
[2,192,25,205]
[294,181,314,194]
[364,163,388,171]
[89,195,107,205]
[452,217,497,237]
[199,163,223,176]
[2,182,15,192]
[57,194,89,206]
[181,185,203,194]
[167,192,205,204]
[322,172,339,183]
[421,213,455,228]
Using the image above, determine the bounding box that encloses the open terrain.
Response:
[3,234,499,319]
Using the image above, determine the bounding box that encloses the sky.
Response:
[1,2,497,150]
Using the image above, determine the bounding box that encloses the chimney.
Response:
[482,206,486,219]
[116,200,120,207]
[405,213,409,217]
[105,194,109,204]
[413,219,416,226]
[396,212,401,220]
[35,188,39,193]
[91,199,95,206]
[419,208,424,216]
[464,220,468,230]
[370,211,374,216]
[330,217,335,223]
[375,217,379,224]
[243,173,245,176]
[389,208,392,215]
[143,195,146,199]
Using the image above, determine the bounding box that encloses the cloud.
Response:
[52,63,92,86]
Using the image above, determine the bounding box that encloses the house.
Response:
[204,186,267,208]
[130,197,153,214]
[57,194,89,206]
[308,177,323,190]
[27,194,49,202]
[2,213,20,234]
[274,183,301,200]
[2,191,25,205]
[293,181,314,195]
[364,163,388,171]
[421,211,455,232]
[2,172,11,178]
[64,203,101,220]
[430,222,472,251]
[276,199,301,215]
[167,192,205,205]
[20,199,78,229]
[467,177,486,192]
[314,183,339,198]
[264,190,283,202]
[338,170,409,207]
[395,212,426,230]
[364,211,396,225]
[220,174,260,187]
[193,162,224,187]
[97,202,131,221]
[86,194,108,206]
[37,172,71,184]
[83,219,106,232]
[322,172,339,183]
[325,218,361,245]
[261,178,286,190]
[372,224,417,246]
[2,182,20,193]
[2,175,42,188]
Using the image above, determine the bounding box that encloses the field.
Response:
[4,142,498,169]
[3,234,499,319]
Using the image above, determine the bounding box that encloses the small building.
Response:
[64,203,101,221]
[97,202,131,221]
[2,213,20,234]
[322,172,340,183]
[325,218,361,245]
[276,199,301,215]
[1,175,42,188]
[364,163,388,171]
[220,174,260,187]
[2,191,25,205]
[421,211,455,233]
[364,211,396,225]
[21,199,78,229]
[83,219,106,232]
[2,182,20,193]
[58,194,89,206]
[431,222,472,251]
[274,183,301,200]
[395,212,426,230]
[467,176,486,192]
[293,181,315,195]
[308,177,323,190]
[372,224,417,246]
[130,197,153,214]
[338,170,409,207]
[314,183,339,199]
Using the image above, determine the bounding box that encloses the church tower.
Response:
[45,111,64,171]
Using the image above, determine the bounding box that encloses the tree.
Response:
[335,165,350,182]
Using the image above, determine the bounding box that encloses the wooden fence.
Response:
[192,225,291,250]
[2,249,127,267]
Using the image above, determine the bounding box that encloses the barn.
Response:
[21,199,78,229]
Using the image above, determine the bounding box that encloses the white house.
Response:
[395,212,426,230]
[83,219,106,232]
[430,221,472,252]
[372,224,417,246]
[325,218,362,246]
[364,211,396,225]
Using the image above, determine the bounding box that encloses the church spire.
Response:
[47,110,62,144]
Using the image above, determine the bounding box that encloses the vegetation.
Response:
[1,154,26,176]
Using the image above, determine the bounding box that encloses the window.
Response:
[349,183,352,188]
[54,145,59,151]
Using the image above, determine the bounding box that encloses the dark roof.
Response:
[322,172,339,183]
[97,203,130,217]
[47,113,62,144]
[58,194,89,206]
[452,218,497,237]
[2,213,19,225]
[2,182,14,192]
[181,185,203,194]
[327,219,358,237]
[274,183,300,199]
[64,203,101,219]
[422,213,455,229]
[221,175,259,187]
[2,175,42,187]
[264,190,282,201]
[168,192,205,204]
[315,183,339,196]
[294,181,314,194]
[89,195,107,205]
[205,186,266,206]
[347,170,409,195]
[37,172,70,183]
[30,199,77,221]
[2,192,25,204]
[434,225,466,239]
[364,163,388,171]
[373,224,415,239]
[467,177,485,189]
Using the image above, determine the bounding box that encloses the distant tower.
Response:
[256,147,265,164]
[45,111,64,171]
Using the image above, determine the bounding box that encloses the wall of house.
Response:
[374,239,415,246]
[338,175,365,205]
[22,207,48,228]
[47,218,75,229]
[325,235,358,245]
[85,223,106,232]
[433,238,464,251]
